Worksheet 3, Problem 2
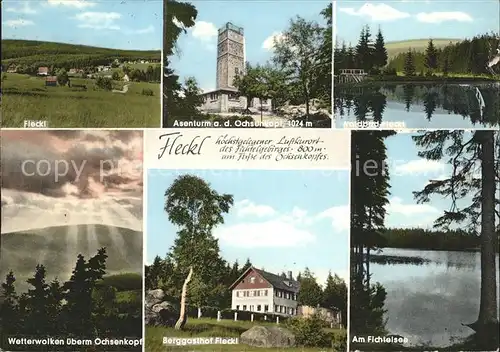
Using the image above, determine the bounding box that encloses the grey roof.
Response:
[253,267,300,293]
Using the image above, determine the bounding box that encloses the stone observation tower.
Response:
[216,22,246,89]
[198,21,271,113]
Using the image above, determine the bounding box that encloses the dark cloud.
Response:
[0,131,142,199]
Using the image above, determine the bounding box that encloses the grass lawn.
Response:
[1,73,161,127]
[146,318,344,352]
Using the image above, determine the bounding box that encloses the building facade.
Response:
[199,22,272,114]
[229,267,300,316]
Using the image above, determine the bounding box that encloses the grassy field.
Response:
[385,38,461,58]
[94,63,161,77]
[1,73,160,127]
[146,318,343,352]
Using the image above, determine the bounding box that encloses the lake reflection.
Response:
[372,248,500,347]
[334,83,500,129]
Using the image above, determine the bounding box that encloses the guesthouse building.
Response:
[229,266,300,316]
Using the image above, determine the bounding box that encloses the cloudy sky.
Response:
[168,0,330,93]
[2,0,162,50]
[381,131,497,230]
[146,169,349,286]
[1,130,143,234]
[336,0,499,45]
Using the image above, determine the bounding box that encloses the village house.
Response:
[45,76,57,87]
[230,267,300,316]
[38,67,49,76]
[7,65,17,73]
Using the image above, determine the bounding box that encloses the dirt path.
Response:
[112,84,129,94]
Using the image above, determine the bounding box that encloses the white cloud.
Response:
[3,19,35,27]
[73,12,121,30]
[214,220,316,248]
[46,0,96,9]
[393,159,446,176]
[127,25,155,35]
[416,11,473,23]
[262,32,285,51]
[339,3,410,21]
[192,21,217,41]
[236,199,276,218]
[387,196,440,217]
[6,3,37,15]
[315,205,350,234]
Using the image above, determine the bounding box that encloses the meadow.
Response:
[385,38,461,58]
[146,318,344,352]
[1,73,160,127]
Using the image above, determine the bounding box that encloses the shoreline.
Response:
[335,77,500,88]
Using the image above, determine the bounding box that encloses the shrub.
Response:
[95,76,112,90]
[142,88,154,96]
[286,314,331,348]
[332,329,347,351]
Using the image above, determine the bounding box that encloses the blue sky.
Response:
[381,131,495,230]
[168,0,330,92]
[146,169,349,286]
[2,0,162,50]
[336,0,500,45]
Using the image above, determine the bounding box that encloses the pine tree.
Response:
[0,271,20,334]
[322,272,348,325]
[403,48,416,77]
[25,265,50,335]
[63,254,93,337]
[373,28,388,69]
[424,39,439,72]
[442,55,450,76]
[297,268,323,307]
[240,258,252,275]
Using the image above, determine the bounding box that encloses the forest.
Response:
[163,0,332,126]
[334,26,500,78]
[350,130,499,350]
[1,40,161,74]
[0,248,142,351]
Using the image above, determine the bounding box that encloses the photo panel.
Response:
[1,0,162,128]
[163,0,332,129]
[333,0,500,129]
[349,130,500,351]
[0,130,144,351]
[143,128,350,351]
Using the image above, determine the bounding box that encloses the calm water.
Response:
[372,248,500,347]
[334,83,500,129]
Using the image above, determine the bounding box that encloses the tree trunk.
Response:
[260,99,263,123]
[175,266,193,330]
[469,130,498,347]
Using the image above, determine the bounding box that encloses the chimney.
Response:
[287,271,293,281]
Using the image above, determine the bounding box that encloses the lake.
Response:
[334,83,500,129]
[371,247,500,348]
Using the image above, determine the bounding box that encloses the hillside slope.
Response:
[1,39,160,67]
[0,224,143,291]
[386,38,462,58]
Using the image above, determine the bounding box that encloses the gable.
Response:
[232,268,272,290]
